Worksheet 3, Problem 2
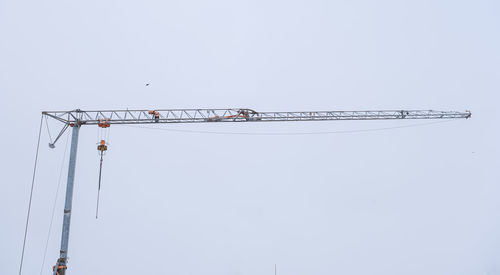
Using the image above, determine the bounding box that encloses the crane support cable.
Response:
[19,115,44,275]
[44,115,54,144]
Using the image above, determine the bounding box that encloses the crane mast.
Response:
[42,108,470,275]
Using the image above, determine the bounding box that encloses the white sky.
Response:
[1,0,499,274]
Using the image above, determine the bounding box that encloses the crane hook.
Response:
[96,140,107,219]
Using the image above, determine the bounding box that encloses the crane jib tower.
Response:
[39,108,470,275]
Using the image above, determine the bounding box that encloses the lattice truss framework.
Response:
[44,108,471,125]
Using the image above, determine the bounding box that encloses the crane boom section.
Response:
[43,109,471,125]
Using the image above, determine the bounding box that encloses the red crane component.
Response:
[148,110,160,122]
[97,140,107,152]
[52,264,67,275]
[97,119,110,128]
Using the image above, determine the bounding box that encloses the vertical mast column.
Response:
[53,124,80,275]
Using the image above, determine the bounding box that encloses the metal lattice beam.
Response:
[43,108,471,125]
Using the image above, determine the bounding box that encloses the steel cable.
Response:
[44,115,53,144]
[19,115,44,275]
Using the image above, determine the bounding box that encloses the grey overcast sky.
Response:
[1,0,499,274]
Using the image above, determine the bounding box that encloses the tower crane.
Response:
[37,108,470,275]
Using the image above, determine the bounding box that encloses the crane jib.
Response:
[42,108,471,126]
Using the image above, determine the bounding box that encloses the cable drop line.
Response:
[96,151,104,219]
[19,115,44,275]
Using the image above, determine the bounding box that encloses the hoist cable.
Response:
[19,115,44,275]
[39,130,70,275]
[106,124,111,144]
[96,151,104,219]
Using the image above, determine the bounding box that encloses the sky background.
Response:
[1,0,499,274]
